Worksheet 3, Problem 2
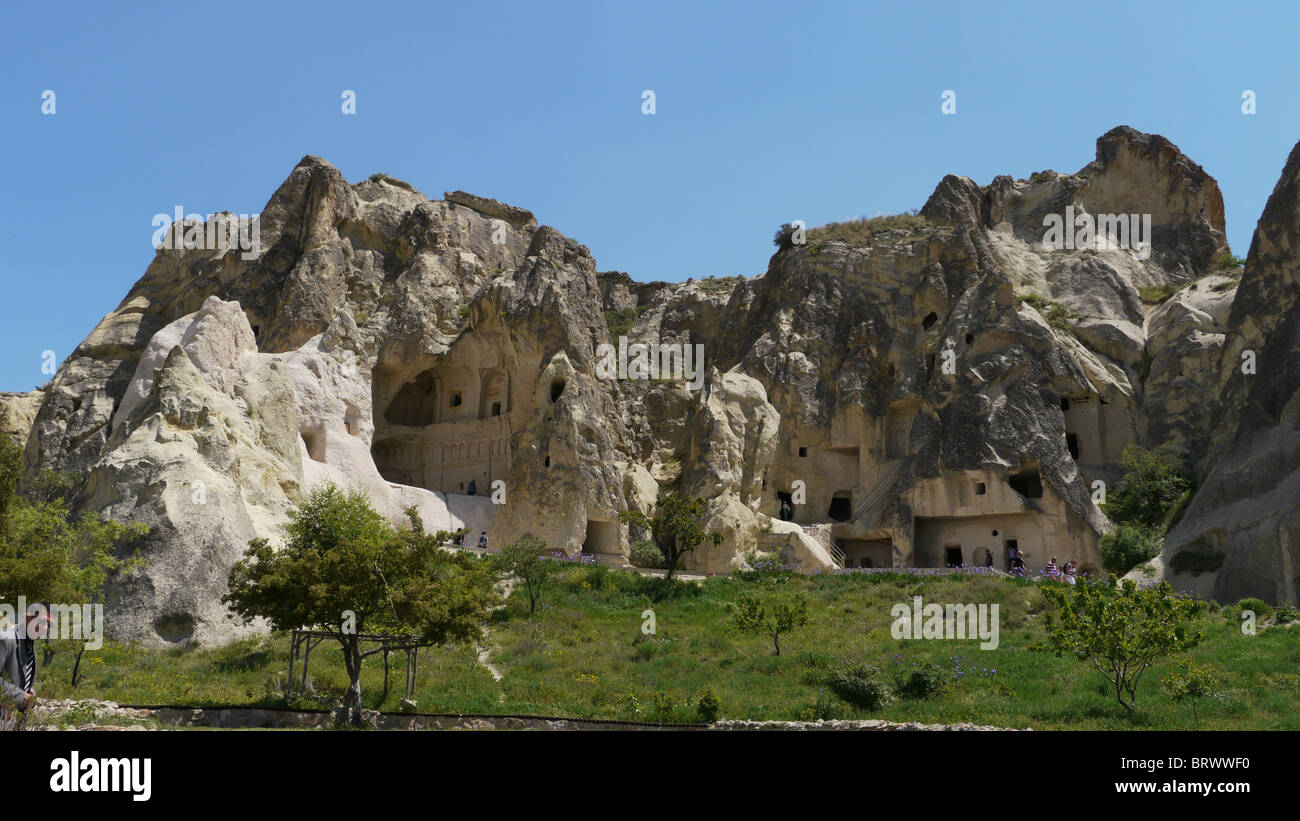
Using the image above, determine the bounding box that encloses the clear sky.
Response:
[3,0,1297,392]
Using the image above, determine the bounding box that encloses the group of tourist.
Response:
[1043,555,1078,585]
[979,547,1077,584]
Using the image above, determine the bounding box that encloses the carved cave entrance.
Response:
[371,363,512,495]
[581,519,621,557]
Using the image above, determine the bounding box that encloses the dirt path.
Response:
[476,576,515,696]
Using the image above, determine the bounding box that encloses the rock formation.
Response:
[6,124,1300,646]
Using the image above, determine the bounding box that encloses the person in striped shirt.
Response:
[1045,556,1060,578]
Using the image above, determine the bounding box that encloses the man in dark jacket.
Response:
[0,607,50,722]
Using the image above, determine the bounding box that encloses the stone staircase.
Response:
[852,463,903,528]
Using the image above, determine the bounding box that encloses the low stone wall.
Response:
[711,719,1017,731]
[34,700,700,731]
[34,700,1014,730]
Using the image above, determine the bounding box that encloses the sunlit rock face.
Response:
[10,124,1300,645]
[1160,138,1300,606]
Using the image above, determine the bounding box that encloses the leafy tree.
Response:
[1098,523,1161,576]
[2,497,146,685]
[224,483,497,725]
[729,592,809,656]
[0,438,146,686]
[772,222,800,248]
[1042,577,1201,711]
[1163,657,1218,729]
[25,469,81,505]
[1102,444,1195,532]
[618,492,723,581]
[494,536,551,615]
[0,435,22,536]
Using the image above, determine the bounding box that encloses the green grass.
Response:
[603,307,639,338]
[692,275,742,294]
[1140,269,1243,305]
[37,566,1300,729]
[1139,283,1182,304]
[1015,293,1077,331]
[1216,251,1246,271]
[806,212,939,247]
[37,633,501,715]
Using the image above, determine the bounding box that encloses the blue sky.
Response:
[2,0,1297,391]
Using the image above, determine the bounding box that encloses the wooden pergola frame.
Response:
[288,629,422,703]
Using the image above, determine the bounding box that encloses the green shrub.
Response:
[1015,293,1075,330]
[1275,602,1299,624]
[1216,252,1246,270]
[604,307,639,338]
[630,574,700,603]
[773,222,802,248]
[1237,597,1274,619]
[649,690,678,722]
[795,691,846,721]
[1139,283,1181,304]
[628,539,664,569]
[695,688,721,722]
[1099,524,1162,576]
[826,661,895,711]
[894,665,947,699]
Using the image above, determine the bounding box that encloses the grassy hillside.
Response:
[36,563,1300,730]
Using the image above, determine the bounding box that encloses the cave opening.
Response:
[1007,469,1043,499]
[828,492,852,522]
[384,369,438,426]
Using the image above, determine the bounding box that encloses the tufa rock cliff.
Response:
[4,126,1296,646]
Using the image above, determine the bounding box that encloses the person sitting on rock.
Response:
[1046,556,1060,579]
[477,531,488,550]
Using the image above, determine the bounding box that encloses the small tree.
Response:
[618,492,723,581]
[0,437,146,687]
[1042,577,1201,711]
[224,483,497,725]
[494,536,550,615]
[729,592,809,656]
[0,435,22,537]
[1102,444,1194,531]
[2,499,146,686]
[1164,657,1217,729]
